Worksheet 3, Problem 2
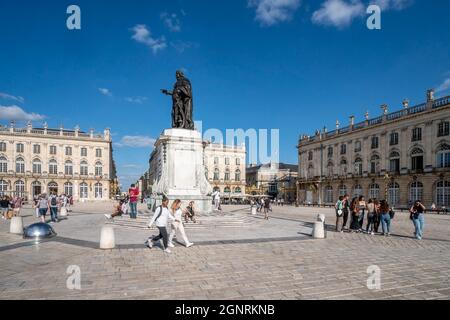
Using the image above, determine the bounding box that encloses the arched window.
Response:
[95,183,103,199]
[388,182,400,206]
[224,186,231,193]
[435,181,450,207]
[224,168,230,181]
[15,180,25,197]
[354,158,363,176]
[48,182,58,194]
[31,181,42,198]
[80,161,88,176]
[325,186,334,203]
[32,159,42,174]
[16,157,25,173]
[436,143,450,168]
[410,181,423,203]
[339,184,347,197]
[95,161,103,176]
[65,161,73,175]
[235,187,242,194]
[235,169,241,182]
[49,159,58,175]
[213,168,219,181]
[353,184,363,198]
[0,156,8,173]
[80,183,88,199]
[213,186,220,193]
[64,182,73,197]
[369,183,380,200]
[411,148,424,171]
[370,155,380,174]
[389,151,400,173]
[0,180,8,196]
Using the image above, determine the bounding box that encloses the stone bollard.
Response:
[251,207,257,215]
[100,226,115,249]
[312,221,325,239]
[317,214,326,223]
[9,216,24,235]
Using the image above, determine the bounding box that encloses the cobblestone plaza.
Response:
[0,202,449,300]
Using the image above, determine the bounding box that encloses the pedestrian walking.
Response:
[128,184,140,219]
[146,197,174,253]
[410,200,426,240]
[212,190,221,211]
[263,197,270,220]
[48,192,59,223]
[335,196,344,232]
[373,199,381,233]
[168,199,194,248]
[379,200,392,236]
[38,194,49,223]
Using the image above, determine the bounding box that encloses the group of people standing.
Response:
[0,195,23,220]
[33,192,71,224]
[335,194,426,240]
[145,196,195,253]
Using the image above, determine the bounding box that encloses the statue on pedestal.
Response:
[161,70,194,130]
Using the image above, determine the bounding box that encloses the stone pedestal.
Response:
[151,129,213,214]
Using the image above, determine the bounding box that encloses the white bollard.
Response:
[317,214,326,223]
[100,226,115,249]
[60,207,68,217]
[9,216,24,235]
[312,221,325,239]
[251,207,257,215]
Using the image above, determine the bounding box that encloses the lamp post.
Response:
[384,172,390,202]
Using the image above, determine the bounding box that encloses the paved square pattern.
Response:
[0,202,449,300]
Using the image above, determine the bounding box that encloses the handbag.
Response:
[389,210,395,219]
[337,209,343,216]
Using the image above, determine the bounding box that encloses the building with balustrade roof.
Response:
[0,122,118,201]
[297,90,450,208]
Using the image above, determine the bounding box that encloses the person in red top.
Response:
[128,184,140,219]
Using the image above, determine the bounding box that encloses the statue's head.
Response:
[175,70,184,79]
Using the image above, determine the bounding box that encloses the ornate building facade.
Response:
[297,90,450,208]
[0,122,118,201]
[204,143,246,197]
[246,162,298,202]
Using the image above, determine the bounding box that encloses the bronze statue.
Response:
[161,70,194,130]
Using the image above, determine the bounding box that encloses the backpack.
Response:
[154,205,164,222]
[51,196,57,206]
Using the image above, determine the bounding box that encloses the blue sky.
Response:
[1,0,450,189]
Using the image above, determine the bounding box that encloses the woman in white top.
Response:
[168,199,194,248]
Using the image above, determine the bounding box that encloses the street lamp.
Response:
[384,172,390,202]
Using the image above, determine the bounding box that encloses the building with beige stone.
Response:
[204,142,246,197]
[246,162,298,202]
[0,122,118,201]
[297,90,450,208]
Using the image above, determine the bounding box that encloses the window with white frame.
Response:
[0,156,7,173]
[95,162,103,176]
[49,145,57,155]
[49,159,58,175]
[81,147,87,157]
[388,182,400,206]
[16,157,25,173]
[95,148,102,158]
[33,144,41,154]
[65,161,73,175]
[409,181,423,203]
[80,161,88,176]
[369,183,380,200]
[80,183,88,199]
[95,183,103,198]
[325,186,334,203]
[437,143,450,168]
[436,180,450,207]
[15,180,25,197]
[16,143,24,153]
[0,180,8,196]
[32,159,42,174]
[0,142,6,152]
[64,182,73,196]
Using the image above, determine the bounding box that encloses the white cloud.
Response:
[372,0,413,10]
[248,0,301,26]
[436,78,450,93]
[130,24,167,54]
[125,96,148,104]
[161,12,181,32]
[115,135,156,148]
[312,0,365,28]
[98,88,112,96]
[0,105,46,121]
[0,92,25,104]
[170,40,196,53]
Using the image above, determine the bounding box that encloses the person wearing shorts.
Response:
[38,195,49,223]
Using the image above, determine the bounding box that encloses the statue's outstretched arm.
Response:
[161,89,173,95]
